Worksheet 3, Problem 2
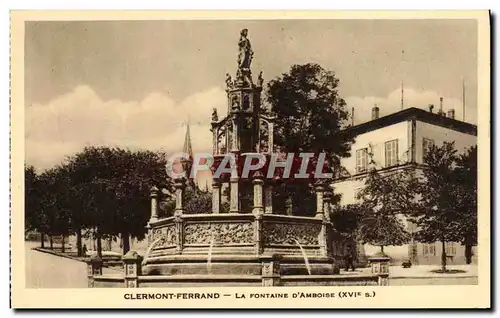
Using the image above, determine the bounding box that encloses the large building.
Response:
[333,105,477,265]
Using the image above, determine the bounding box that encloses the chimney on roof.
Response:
[439,97,444,114]
[372,105,380,120]
[447,109,455,119]
[428,104,434,113]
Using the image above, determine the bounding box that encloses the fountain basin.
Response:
[88,213,385,287]
[142,213,337,276]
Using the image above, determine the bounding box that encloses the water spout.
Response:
[207,235,215,275]
[295,239,312,275]
[142,236,163,266]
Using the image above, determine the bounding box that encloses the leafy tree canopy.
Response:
[265,63,353,216]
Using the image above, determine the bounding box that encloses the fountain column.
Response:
[212,178,221,214]
[314,182,325,219]
[174,177,186,216]
[315,181,327,256]
[211,114,219,155]
[267,122,274,153]
[149,186,159,223]
[231,111,239,152]
[323,189,332,221]
[230,174,239,213]
[322,190,333,257]
[173,177,186,253]
[252,172,264,215]
[252,172,264,254]
[285,196,293,216]
[264,184,273,214]
[229,106,240,213]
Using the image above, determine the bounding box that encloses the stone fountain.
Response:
[88,29,389,288]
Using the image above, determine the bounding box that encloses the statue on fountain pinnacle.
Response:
[211,108,218,122]
[237,28,253,70]
[225,73,233,89]
[236,29,254,87]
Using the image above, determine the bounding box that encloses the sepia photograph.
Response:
[10,10,490,308]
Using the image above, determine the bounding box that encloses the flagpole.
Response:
[401,49,405,110]
[462,78,466,121]
[401,80,404,110]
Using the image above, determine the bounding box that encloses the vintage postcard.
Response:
[10,10,491,309]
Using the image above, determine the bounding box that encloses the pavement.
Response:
[342,264,477,278]
[385,264,477,278]
[25,241,122,288]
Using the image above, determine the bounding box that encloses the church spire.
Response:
[183,120,193,161]
[182,119,197,188]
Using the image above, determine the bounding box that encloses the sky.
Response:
[25,19,478,171]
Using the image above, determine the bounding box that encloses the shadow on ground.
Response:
[430,269,467,274]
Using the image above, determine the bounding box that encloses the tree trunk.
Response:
[107,238,113,251]
[441,240,447,272]
[380,245,384,254]
[465,244,473,264]
[76,230,82,257]
[61,236,65,253]
[40,233,45,248]
[49,236,53,249]
[122,232,130,255]
[96,234,103,259]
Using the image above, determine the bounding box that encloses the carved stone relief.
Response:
[184,222,253,245]
[262,222,321,246]
[151,224,177,249]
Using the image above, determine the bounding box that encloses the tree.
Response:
[266,63,353,216]
[36,166,73,250]
[25,165,45,247]
[356,168,413,254]
[350,144,419,254]
[62,179,89,256]
[26,146,173,256]
[184,186,212,214]
[67,147,172,256]
[412,142,463,272]
[454,145,478,264]
[110,148,172,253]
[66,147,117,257]
[331,203,361,236]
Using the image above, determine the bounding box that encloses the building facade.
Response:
[333,106,477,265]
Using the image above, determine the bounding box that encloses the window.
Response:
[422,138,435,161]
[385,140,399,167]
[423,243,436,256]
[356,148,368,173]
[445,242,456,256]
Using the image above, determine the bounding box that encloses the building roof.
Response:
[343,107,477,137]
